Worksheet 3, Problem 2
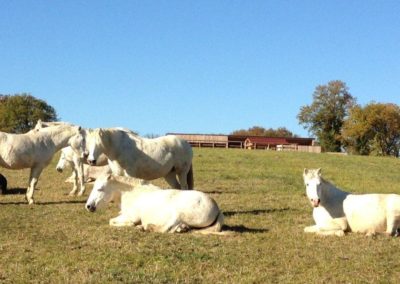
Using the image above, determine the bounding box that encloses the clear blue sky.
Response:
[1,1,399,137]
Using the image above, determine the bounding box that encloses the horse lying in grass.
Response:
[56,146,109,196]
[84,128,194,189]
[0,124,85,204]
[85,174,224,234]
[303,168,400,237]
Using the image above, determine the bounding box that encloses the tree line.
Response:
[297,80,400,157]
[3,88,400,157]
[0,94,58,133]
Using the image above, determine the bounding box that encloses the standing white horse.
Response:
[56,146,109,196]
[0,125,85,204]
[34,120,109,196]
[85,174,224,234]
[304,168,400,237]
[84,128,194,189]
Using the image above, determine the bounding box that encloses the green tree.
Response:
[342,102,400,157]
[231,126,296,137]
[0,94,58,133]
[297,80,356,152]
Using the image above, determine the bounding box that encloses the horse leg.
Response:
[176,164,193,190]
[177,171,188,190]
[76,160,86,196]
[68,168,79,196]
[305,218,347,236]
[386,214,400,237]
[164,171,180,189]
[26,166,44,205]
[109,214,138,227]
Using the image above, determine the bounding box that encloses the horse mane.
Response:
[110,175,149,188]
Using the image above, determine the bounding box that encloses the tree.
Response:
[342,103,400,157]
[0,94,58,133]
[297,80,356,152]
[231,126,296,137]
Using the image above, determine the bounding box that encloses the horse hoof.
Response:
[28,199,34,205]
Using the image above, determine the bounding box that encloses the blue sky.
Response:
[1,1,399,137]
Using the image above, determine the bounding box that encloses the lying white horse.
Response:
[0,124,85,204]
[304,168,400,237]
[85,174,224,234]
[56,146,109,196]
[84,128,194,189]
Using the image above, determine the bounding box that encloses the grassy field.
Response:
[1,148,400,283]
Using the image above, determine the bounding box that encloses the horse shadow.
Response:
[3,187,27,195]
[0,200,87,205]
[221,208,293,234]
[223,207,291,217]
[223,224,269,234]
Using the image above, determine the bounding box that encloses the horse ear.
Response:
[317,168,322,176]
[106,174,112,181]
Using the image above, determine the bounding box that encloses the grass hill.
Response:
[1,149,399,282]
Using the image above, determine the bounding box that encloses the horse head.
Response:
[85,128,107,166]
[303,168,323,207]
[68,126,88,158]
[85,174,115,212]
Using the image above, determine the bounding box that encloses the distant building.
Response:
[168,133,321,153]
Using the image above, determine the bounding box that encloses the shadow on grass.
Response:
[223,224,269,234]
[37,200,86,205]
[0,199,86,205]
[2,187,27,195]
[223,207,291,217]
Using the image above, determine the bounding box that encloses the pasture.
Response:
[1,148,400,283]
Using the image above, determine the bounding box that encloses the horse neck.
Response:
[102,129,140,157]
[320,178,349,205]
[41,127,77,151]
[110,175,145,191]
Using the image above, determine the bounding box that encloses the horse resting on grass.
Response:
[83,128,194,189]
[85,174,225,234]
[0,124,85,204]
[303,168,400,237]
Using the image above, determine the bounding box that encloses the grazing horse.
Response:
[303,168,400,237]
[56,146,109,196]
[85,174,224,234]
[84,128,194,189]
[0,125,85,204]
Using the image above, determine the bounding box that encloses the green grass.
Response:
[1,149,400,283]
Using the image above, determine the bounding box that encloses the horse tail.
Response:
[187,164,194,190]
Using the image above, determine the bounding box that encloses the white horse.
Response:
[0,124,85,204]
[304,168,400,237]
[85,174,224,234]
[56,146,109,196]
[84,128,194,189]
[34,120,109,196]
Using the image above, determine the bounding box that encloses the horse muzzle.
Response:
[86,204,96,212]
[311,199,320,207]
[87,159,97,166]
[56,167,63,173]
